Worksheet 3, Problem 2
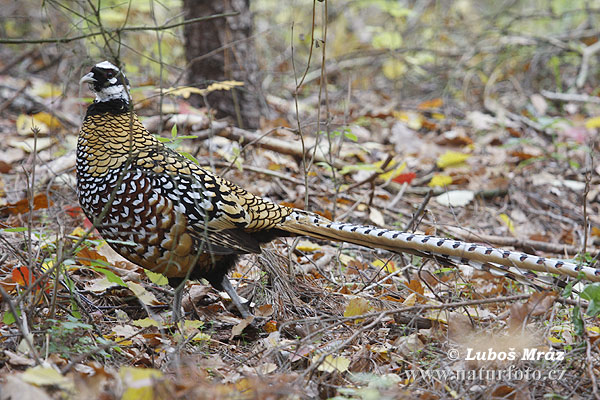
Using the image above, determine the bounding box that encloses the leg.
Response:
[169,277,185,323]
[220,275,252,318]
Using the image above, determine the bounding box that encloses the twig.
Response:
[0,286,42,364]
[0,81,29,115]
[541,90,600,104]
[0,13,238,44]
[405,189,433,231]
[577,40,600,88]
[209,161,306,186]
[342,154,393,192]
[194,123,344,168]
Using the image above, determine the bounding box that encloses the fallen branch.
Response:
[541,90,600,104]
[194,122,344,169]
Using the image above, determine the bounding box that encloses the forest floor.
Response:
[2,18,600,400]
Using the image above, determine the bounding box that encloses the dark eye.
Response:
[106,71,115,78]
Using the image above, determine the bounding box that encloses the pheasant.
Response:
[77,61,600,319]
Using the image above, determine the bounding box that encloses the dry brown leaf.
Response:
[231,316,254,338]
[508,291,557,332]
[0,193,53,216]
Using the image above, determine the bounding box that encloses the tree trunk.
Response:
[182,0,266,129]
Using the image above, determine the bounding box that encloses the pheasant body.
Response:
[77,61,600,319]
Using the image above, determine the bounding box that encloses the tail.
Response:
[278,210,600,283]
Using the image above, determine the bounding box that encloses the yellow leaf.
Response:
[132,318,161,328]
[127,282,159,305]
[16,114,49,135]
[382,59,406,80]
[403,292,417,306]
[191,332,211,342]
[498,213,515,234]
[436,151,471,169]
[31,81,62,98]
[344,297,371,319]
[119,367,163,400]
[22,366,72,390]
[312,354,350,373]
[376,160,406,181]
[338,254,355,266]
[33,112,62,129]
[372,259,396,273]
[393,111,422,130]
[70,227,86,237]
[372,31,403,50]
[183,320,204,330]
[296,240,321,252]
[585,116,600,129]
[428,174,453,187]
[547,336,563,344]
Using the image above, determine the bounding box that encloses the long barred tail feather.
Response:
[278,210,600,284]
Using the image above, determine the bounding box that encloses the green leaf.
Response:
[372,31,403,50]
[562,280,574,298]
[338,163,379,175]
[580,283,600,316]
[343,130,358,142]
[2,227,28,233]
[171,123,178,138]
[572,306,584,336]
[92,267,127,287]
[3,311,16,324]
[145,270,168,286]
[180,151,200,165]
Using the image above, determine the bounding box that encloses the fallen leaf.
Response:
[313,354,350,373]
[392,172,417,184]
[585,116,600,129]
[255,304,274,318]
[0,193,53,216]
[436,151,471,169]
[434,190,474,207]
[498,213,515,234]
[296,240,322,252]
[127,282,159,305]
[418,98,443,110]
[231,316,254,338]
[508,291,557,332]
[344,297,371,320]
[119,367,164,400]
[368,207,385,226]
[0,375,52,400]
[22,365,72,390]
[429,174,453,187]
[16,114,49,135]
[9,137,54,152]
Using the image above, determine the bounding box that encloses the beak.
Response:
[79,72,96,85]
